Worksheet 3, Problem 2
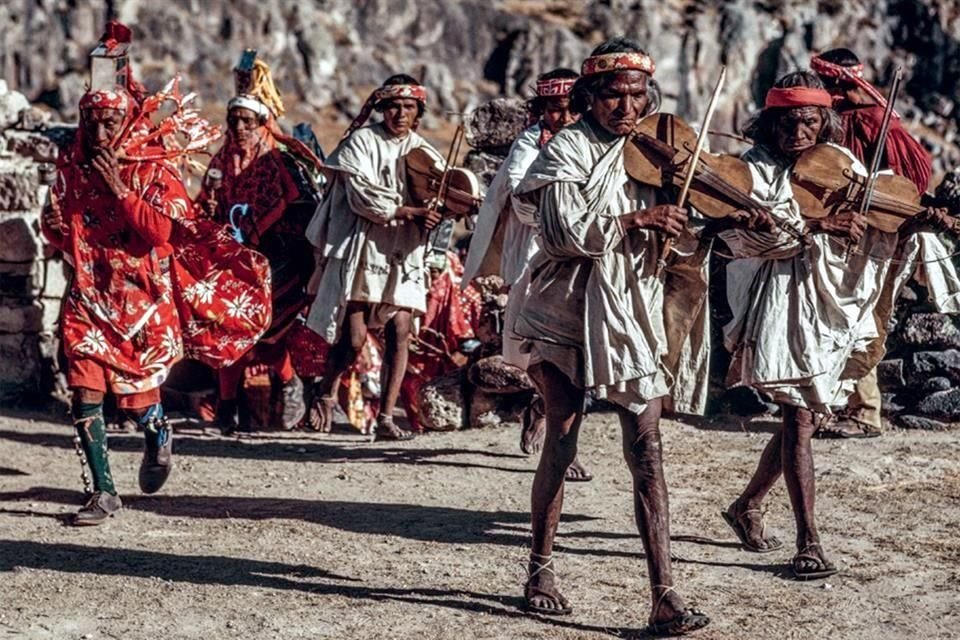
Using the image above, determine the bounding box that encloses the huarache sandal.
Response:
[646,609,711,637]
[523,553,572,616]
[792,543,840,581]
[645,585,710,637]
[564,458,594,482]
[721,505,783,553]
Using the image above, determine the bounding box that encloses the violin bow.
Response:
[427,123,465,257]
[847,65,903,257]
[655,65,727,276]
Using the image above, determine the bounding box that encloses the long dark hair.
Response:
[743,71,842,149]
[570,36,661,116]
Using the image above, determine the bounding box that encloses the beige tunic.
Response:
[514,117,709,414]
[721,144,898,412]
[305,123,435,343]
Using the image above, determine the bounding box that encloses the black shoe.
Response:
[71,491,122,526]
[279,375,306,429]
[139,416,173,494]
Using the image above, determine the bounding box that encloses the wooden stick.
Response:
[655,66,727,276]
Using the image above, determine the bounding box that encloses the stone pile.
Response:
[0,81,69,402]
[879,282,960,429]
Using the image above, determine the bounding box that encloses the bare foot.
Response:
[520,397,545,455]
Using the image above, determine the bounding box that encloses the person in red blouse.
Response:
[42,89,186,525]
[196,55,322,434]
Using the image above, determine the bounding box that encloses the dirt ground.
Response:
[0,407,958,640]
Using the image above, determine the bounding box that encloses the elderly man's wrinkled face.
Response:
[227,107,262,146]
[541,96,579,134]
[590,70,650,136]
[81,108,125,154]
[774,106,824,158]
[381,98,420,138]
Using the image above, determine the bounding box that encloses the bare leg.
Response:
[379,310,411,418]
[310,305,367,431]
[781,405,836,577]
[525,361,584,614]
[619,398,700,627]
[725,428,784,551]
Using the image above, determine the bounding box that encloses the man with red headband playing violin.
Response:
[718,72,910,580]
[462,67,594,482]
[305,75,443,441]
[811,49,959,439]
[511,37,725,636]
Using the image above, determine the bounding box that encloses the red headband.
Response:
[810,55,899,117]
[764,87,834,109]
[79,89,132,112]
[536,77,576,97]
[581,52,655,77]
[342,83,428,140]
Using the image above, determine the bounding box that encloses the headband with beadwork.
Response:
[581,52,656,77]
[342,83,428,140]
[536,78,576,97]
[810,55,898,117]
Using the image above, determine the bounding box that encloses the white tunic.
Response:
[513,117,709,414]
[305,123,435,344]
[721,144,898,412]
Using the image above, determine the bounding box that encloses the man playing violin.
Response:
[305,74,442,441]
[811,48,958,439]
[462,67,594,481]
[512,36,711,636]
[719,71,904,579]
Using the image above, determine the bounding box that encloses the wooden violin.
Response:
[623,112,807,241]
[790,144,923,233]
[405,145,482,218]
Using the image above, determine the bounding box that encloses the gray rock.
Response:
[921,376,953,392]
[464,98,528,151]
[0,303,42,333]
[0,332,41,400]
[4,131,59,163]
[915,388,960,420]
[899,313,960,349]
[880,393,906,415]
[895,414,953,430]
[467,355,534,394]
[0,218,39,262]
[877,358,905,389]
[0,168,40,211]
[910,349,960,382]
[416,368,465,431]
[463,150,506,190]
[0,81,29,130]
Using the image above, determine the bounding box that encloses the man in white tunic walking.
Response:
[306,75,442,441]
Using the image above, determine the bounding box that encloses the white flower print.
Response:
[224,291,254,321]
[183,279,216,305]
[77,328,109,356]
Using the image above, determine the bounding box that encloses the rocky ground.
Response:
[0,407,957,639]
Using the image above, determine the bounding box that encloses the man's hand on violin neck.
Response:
[621,205,688,237]
[808,211,867,242]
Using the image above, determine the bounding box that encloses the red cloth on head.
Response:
[764,87,833,109]
[839,105,932,193]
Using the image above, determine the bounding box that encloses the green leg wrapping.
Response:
[73,402,117,496]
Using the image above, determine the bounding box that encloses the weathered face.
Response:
[227,107,262,146]
[381,98,421,137]
[589,70,650,136]
[541,96,579,134]
[774,106,824,157]
[81,107,125,154]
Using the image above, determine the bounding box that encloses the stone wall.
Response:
[0,81,68,403]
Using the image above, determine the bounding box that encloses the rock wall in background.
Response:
[2,1,960,167]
